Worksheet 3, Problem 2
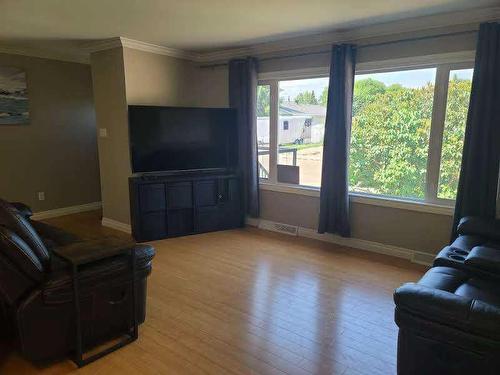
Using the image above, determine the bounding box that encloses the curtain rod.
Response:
[199,29,477,69]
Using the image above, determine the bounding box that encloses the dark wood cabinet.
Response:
[129,172,243,241]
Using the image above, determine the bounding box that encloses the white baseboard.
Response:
[101,217,132,234]
[246,217,434,266]
[32,201,102,220]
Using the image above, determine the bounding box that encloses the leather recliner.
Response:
[0,199,155,362]
[394,216,500,375]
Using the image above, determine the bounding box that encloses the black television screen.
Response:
[128,106,238,173]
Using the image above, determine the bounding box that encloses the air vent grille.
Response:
[273,223,298,235]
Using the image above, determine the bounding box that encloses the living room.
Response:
[0,1,499,374]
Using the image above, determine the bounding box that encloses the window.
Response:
[437,68,473,199]
[257,84,270,180]
[350,68,437,200]
[257,77,328,187]
[258,62,473,205]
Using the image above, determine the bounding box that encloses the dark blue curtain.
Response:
[318,45,356,237]
[229,58,260,217]
[452,22,500,239]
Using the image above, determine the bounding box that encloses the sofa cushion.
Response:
[0,200,50,266]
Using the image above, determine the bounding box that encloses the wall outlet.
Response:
[37,191,45,201]
[99,128,108,138]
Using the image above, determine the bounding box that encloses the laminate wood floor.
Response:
[0,211,426,375]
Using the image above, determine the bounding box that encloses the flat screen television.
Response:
[128,105,238,174]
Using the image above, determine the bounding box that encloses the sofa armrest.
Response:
[465,246,500,275]
[9,202,33,218]
[457,216,500,241]
[395,283,500,340]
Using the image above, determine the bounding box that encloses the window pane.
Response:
[350,68,436,199]
[437,69,473,199]
[257,85,270,179]
[277,78,328,187]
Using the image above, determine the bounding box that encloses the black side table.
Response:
[53,238,138,367]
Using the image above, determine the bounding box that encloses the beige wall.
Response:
[0,53,100,212]
[123,48,197,106]
[91,47,205,224]
[90,47,130,224]
[260,191,453,254]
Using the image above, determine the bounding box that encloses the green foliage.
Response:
[320,87,328,106]
[349,77,471,199]
[257,85,270,117]
[437,78,471,199]
[295,90,318,105]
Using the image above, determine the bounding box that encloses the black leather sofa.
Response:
[0,199,155,362]
[394,216,500,374]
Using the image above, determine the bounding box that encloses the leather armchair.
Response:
[395,267,500,374]
[0,199,155,362]
[395,216,500,374]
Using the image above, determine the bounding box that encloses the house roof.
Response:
[279,102,327,116]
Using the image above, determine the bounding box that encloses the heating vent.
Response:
[273,223,298,235]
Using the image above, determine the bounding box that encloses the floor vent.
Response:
[272,223,298,236]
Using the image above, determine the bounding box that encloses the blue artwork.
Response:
[0,66,29,125]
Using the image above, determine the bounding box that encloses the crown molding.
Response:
[82,37,199,60]
[119,37,199,60]
[0,43,89,64]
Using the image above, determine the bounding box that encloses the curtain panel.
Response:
[318,45,357,237]
[452,22,500,238]
[229,57,260,217]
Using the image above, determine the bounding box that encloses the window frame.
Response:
[258,54,474,212]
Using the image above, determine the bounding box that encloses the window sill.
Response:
[259,182,454,216]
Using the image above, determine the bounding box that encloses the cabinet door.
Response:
[167,182,192,209]
[140,212,167,240]
[139,183,166,212]
[195,180,218,207]
[167,209,194,236]
[196,206,221,233]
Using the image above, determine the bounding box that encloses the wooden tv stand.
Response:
[129,171,243,241]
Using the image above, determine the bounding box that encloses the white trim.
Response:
[259,182,454,216]
[101,217,132,234]
[0,44,89,64]
[259,67,330,81]
[83,37,198,61]
[246,218,434,266]
[31,201,102,220]
[80,37,122,53]
[119,37,199,60]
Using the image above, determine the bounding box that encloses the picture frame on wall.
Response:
[0,66,29,125]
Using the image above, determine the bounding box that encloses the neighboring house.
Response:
[257,101,326,145]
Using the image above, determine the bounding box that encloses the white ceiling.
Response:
[1,0,498,53]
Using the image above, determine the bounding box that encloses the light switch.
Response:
[37,192,45,201]
[99,128,108,138]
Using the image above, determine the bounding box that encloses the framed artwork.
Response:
[0,66,29,125]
